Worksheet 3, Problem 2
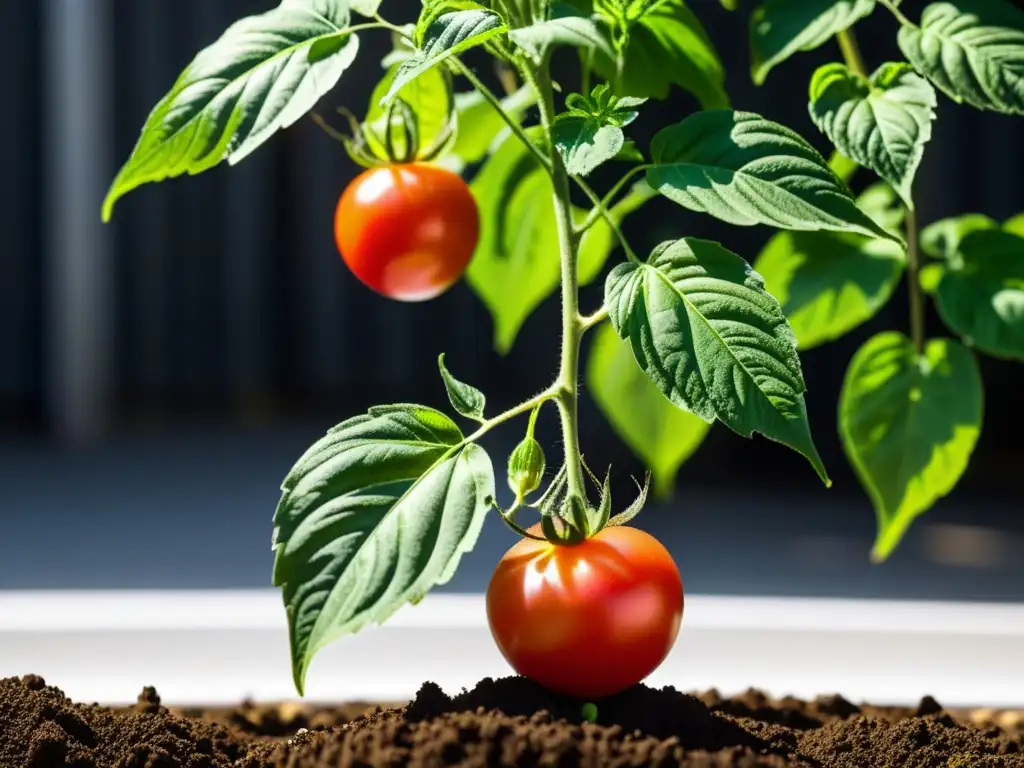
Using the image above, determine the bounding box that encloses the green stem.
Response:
[878,0,914,28]
[370,16,413,38]
[579,50,592,95]
[526,402,542,438]
[453,59,552,174]
[463,389,556,447]
[576,164,650,235]
[580,307,609,331]
[574,177,639,263]
[837,28,868,78]
[905,205,925,354]
[490,498,547,541]
[523,63,588,505]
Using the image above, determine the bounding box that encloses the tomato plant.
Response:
[335,164,479,301]
[103,0,1024,695]
[487,525,683,697]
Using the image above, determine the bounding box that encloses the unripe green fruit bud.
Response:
[507,437,546,500]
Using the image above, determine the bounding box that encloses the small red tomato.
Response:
[486,525,683,698]
[334,164,479,301]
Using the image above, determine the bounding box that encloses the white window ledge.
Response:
[1,591,1022,707]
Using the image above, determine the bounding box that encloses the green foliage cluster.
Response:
[103,0,1024,689]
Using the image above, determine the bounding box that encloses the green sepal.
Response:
[532,462,568,510]
[568,494,591,538]
[607,472,651,527]
[541,506,588,544]
[587,467,613,533]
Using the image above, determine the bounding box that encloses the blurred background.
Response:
[1,0,1021,602]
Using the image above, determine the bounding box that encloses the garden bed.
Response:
[2,674,1022,767]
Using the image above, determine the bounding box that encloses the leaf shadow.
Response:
[775,232,901,324]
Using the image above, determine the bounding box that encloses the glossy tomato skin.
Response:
[486,526,683,698]
[335,164,479,301]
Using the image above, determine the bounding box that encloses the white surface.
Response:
[1,590,1022,707]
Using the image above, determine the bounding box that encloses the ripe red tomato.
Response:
[486,525,683,698]
[334,164,479,301]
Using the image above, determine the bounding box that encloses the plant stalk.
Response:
[463,389,556,448]
[453,59,552,174]
[837,28,868,79]
[575,164,650,234]
[574,177,639,262]
[580,307,609,331]
[878,0,914,28]
[526,63,588,505]
[905,205,925,354]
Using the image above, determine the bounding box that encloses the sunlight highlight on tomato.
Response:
[486,525,683,698]
[334,164,479,301]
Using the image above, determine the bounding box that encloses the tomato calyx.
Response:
[312,88,454,169]
[314,99,453,168]
[491,456,653,546]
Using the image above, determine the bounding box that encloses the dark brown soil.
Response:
[1,674,1021,767]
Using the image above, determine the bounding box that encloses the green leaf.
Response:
[438,354,487,420]
[920,213,998,258]
[467,130,651,351]
[273,404,493,692]
[351,0,383,16]
[920,263,945,293]
[552,85,645,176]
[999,211,1024,236]
[449,87,534,167]
[466,132,561,353]
[1004,211,1024,236]
[509,12,615,61]
[750,0,876,85]
[383,10,506,104]
[755,184,906,349]
[103,0,358,221]
[553,118,624,176]
[364,58,453,161]
[856,181,908,237]
[647,110,897,242]
[934,229,1024,360]
[605,238,829,483]
[839,333,982,561]
[591,0,729,108]
[828,148,860,184]
[578,181,657,283]
[587,323,711,498]
[809,62,937,207]
[898,0,1024,115]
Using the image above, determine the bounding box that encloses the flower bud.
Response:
[507,437,546,501]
